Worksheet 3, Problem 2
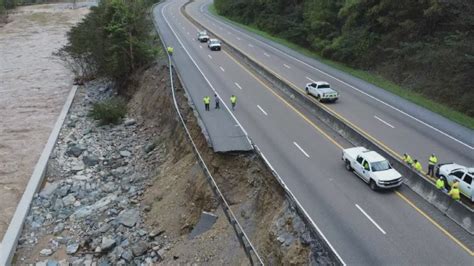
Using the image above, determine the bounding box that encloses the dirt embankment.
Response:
[128,62,330,264]
[0,3,89,240]
[15,61,331,264]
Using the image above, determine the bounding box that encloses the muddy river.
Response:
[0,3,89,241]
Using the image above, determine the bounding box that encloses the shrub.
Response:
[89,97,127,125]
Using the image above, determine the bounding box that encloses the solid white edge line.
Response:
[257,105,268,116]
[234,82,242,90]
[255,146,346,265]
[161,2,249,137]
[170,3,346,264]
[355,204,387,235]
[200,6,473,150]
[219,66,225,72]
[293,141,310,158]
[374,115,395,129]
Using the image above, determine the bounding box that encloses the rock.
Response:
[143,205,151,212]
[124,119,136,126]
[40,248,53,256]
[300,231,312,246]
[121,250,133,262]
[62,194,76,206]
[131,242,148,257]
[117,208,139,227]
[102,182,116,193]
[39,182,59,199]
[72,174,90,181]
[149,230,164,238]
[56,185,71,197]
[157,248,166,258]
[189,212,218,239]
[119,150,131,158]
[101,236,116,251]
[46,260,59,266]
[53,223,65,234]
[71,162,85,173]
[83,155,99,166]
[67,242,80,254]
[72,194,117,220]
[66,145,85,157]
[143,143,156,153]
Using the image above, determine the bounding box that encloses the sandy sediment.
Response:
[0,3,89,240]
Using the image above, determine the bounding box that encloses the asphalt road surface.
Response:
[190,0,474,169]
[154,0,473,264]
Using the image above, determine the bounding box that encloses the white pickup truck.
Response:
[342,147,402,190]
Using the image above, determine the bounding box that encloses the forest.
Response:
[214,0,474,118]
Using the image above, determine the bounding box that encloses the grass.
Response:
[89,97,128,125]
[208,4,474,130]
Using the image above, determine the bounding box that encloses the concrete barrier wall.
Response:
[181,4,473,235]
[0,86,78,265]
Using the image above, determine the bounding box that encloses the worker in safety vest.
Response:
[413,159,422,173]
[427,154,438,177]
[403,153,413,165]
[203,96,210,111]
[435,176,446,192]
[448,181,461,201]
[230,95,237,111]
[167,46,174,56]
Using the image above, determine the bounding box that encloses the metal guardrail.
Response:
[151,3,264,265]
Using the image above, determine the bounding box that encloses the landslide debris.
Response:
[14,62,334,265]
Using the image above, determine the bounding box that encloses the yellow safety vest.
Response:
[203,97,210,104]
[230,96,237,104]
[404,155,413,165]
[435,179,444,189]
[414,162,422,172]
[449,188,460,201]
[429,156,438,165]
[167,47,174,54]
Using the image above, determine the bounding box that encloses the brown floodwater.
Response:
[0,3,89,241]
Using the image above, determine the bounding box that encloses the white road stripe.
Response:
[248,43,254,48]
[199,45,203,49]
[237,37,242,40]
[201,12,472,150]
[374,115,395,129]
[264,52,270,57]
[283,64,291,69]
[234,82,242,90]
[293,142,310,158]
[257,105,268,116]
[220,66,225,72]
[306,76,316,83]
[208,54,212,59]
[355,204,386,235]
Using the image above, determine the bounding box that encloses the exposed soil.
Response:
[0,3,89,240]
[13,60,332,264]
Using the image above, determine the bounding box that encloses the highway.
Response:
[154,0,473,264]
[189,0,474,169]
